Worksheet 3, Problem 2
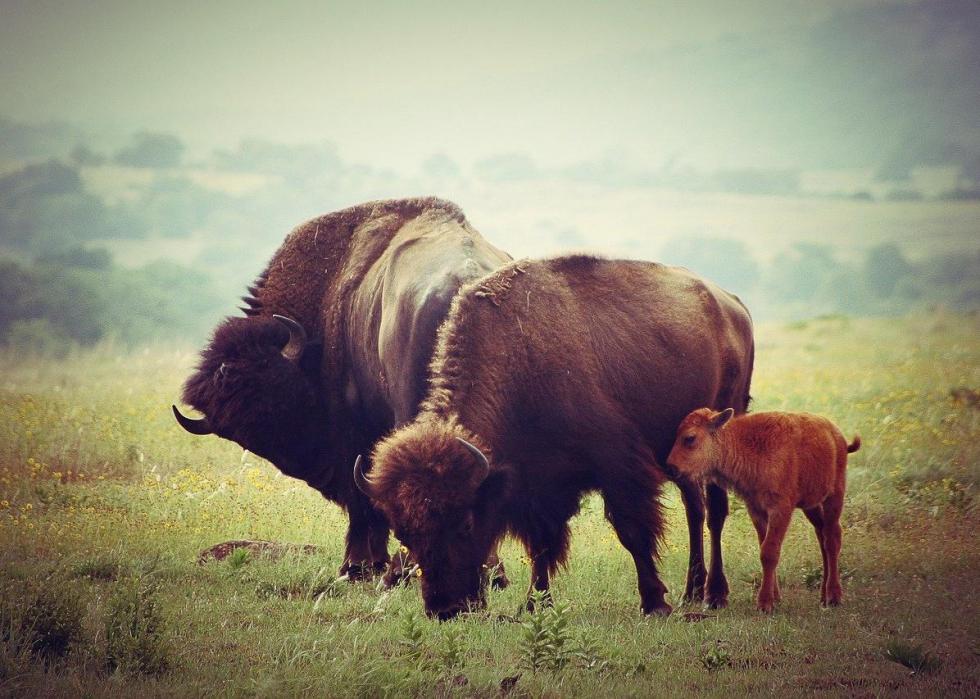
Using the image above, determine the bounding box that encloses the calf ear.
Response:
[709,408,735,431]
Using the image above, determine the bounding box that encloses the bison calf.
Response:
[667,409,860,613]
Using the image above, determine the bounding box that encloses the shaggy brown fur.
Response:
[176,198,510,582]
[364,256,755,619]
[667,409,860,612]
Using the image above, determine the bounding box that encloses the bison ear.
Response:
[474,469,509,514]
[709,408,735,431]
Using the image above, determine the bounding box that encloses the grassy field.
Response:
[1,314,978,697]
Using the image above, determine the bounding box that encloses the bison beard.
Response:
[172,197,511,583]
[363,255,755,618]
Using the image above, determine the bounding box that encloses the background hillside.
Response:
[0,0,977,352]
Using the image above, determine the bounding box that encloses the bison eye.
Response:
[683,434,697,447]
[458,515,474,536]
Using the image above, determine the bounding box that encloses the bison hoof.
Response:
[682,586,705,604]
[704,594,728,610]
[339,561,386,582]
[490,571,510,591]
[644,602,673,617]
[381,563,419,590]
[756,597,775,614]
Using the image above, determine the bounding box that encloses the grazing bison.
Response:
[173,197,511,582]
[667,408,859,612]
[356,256,754,619]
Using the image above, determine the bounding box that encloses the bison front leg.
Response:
[484,544,510,590]
[524,547,553,611]
[675,476,707,603]
[340,501,389,581]
[704,483,730,609]
[604,493,671,616]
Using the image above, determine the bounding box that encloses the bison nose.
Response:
[425,603,465,622]
[436,606,464,622]
[662,462,679,479]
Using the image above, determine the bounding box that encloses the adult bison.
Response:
[356,256,754,619]
[172,197,511,582]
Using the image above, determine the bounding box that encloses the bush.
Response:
[0,580,85,663]
[4,318,74,357]
[105,576,169,675]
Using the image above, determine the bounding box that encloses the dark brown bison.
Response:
[172,197,511,582]
[357,255,754,619]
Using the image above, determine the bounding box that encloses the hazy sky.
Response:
[0,0,964,172]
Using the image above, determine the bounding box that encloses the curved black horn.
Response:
[273,314,307,361]
[353,454,375,496]
[455,437,491,481]
[172,405,213,435]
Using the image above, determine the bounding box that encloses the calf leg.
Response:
[803,506,830,605]
[757,508,792,613]
[747,505,779,602]
[705,483,730,609]
[676,477,707,603]
[821,494,844,606]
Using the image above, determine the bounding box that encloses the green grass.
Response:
[0,315,978,696]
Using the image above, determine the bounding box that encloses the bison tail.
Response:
[846,435,862,453]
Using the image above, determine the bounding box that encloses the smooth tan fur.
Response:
[667,409,860,613]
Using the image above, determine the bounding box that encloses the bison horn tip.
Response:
[455,437,491,481]
[172,404,213,436]
[353,454,375,496]
[273,314,307,361]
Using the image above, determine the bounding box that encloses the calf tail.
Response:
[846,435,861,453]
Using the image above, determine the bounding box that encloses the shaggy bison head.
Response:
[173,315,325,474]
[356,421,507,620]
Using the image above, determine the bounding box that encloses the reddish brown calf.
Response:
[667,409,860,613]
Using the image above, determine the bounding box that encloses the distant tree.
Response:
[36,246,112,270]
[0,160,82,199]
[113,132,184,168]
[863,243,911,297]
[660,236,760,295]
[765,243,838,302]
[130,176,226,237]
[212,139,342,185]
[70,144,106,167]
[0,117,80,160]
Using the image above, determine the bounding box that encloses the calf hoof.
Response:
[821,595,842,608]
[756,597,776,614]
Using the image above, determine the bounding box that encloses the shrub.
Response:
[520,592,572,673]
[883,640,942,675]
[0,580,85,663]
[105,576,168,675]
